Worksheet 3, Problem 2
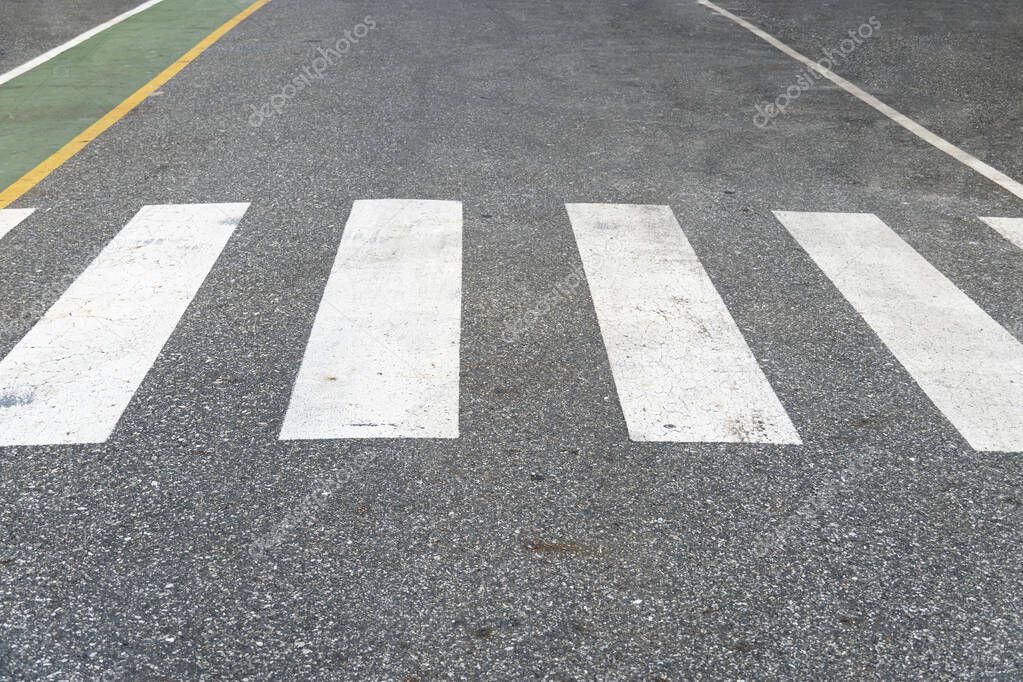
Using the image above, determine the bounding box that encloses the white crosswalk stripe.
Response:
[0,208,35,241]
[566,203,800,444]
[775,211,1023,453]
[0,200,1020,452]
[0,203,247,446]
[979,216,1023,251]
[279,199,462,440]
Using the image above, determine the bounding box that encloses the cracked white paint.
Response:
[566,203,800,444]
[776,211,1023,453]
[0,203,247,446]
[0,208,35,241]
[280,199,462,440]
[979,216,1023,251]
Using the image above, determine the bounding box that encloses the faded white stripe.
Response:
[979,217,1023,251]
[280,199,462,440]
[0,203,246,446]
[567,203,800,444]
[776,211,1023,452]
[0,208,35,241]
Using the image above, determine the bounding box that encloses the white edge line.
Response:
[696,0,1023,201]
[0,0,168,87]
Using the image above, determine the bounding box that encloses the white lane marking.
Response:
[280,199,462,440]
[0,208,35,241]
[0,203,246,446]
[0,0,168,87]
[775,211,1023,452]
[566,203,800,444]
[979,217,1023,251]
[696,0,1023,202]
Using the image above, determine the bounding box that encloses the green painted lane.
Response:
[0,0,253,192]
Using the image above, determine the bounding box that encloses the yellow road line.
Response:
[0,0,273,210]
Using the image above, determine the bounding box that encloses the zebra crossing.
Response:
[979,217,1023,251]
[566,203,800,445]
[0,204,246,446]
[776,211,1023,453]
[0,202,1021,451]
[279,200,462,441]
[0,208,34,241]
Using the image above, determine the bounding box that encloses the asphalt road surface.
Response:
[0,0,1021,679]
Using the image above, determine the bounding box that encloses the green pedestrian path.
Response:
[0,0,254,194]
